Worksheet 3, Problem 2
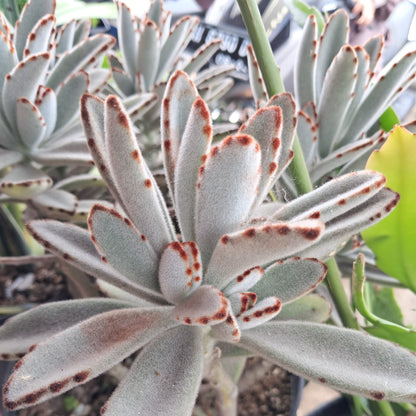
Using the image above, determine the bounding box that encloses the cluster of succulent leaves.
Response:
[1,68,415,414]
[0,0,115,220]
[248,10,416,190]
[106,0,235,165]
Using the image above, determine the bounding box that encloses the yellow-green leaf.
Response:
[362,126,416,292]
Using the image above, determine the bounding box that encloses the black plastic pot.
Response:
[306,396,352,416]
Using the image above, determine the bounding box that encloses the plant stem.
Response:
[237,0,358,329]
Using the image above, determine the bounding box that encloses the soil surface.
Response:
[0,263,293,416]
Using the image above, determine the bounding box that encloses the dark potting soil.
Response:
[0,263,292,416]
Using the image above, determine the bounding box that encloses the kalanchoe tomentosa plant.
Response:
[249,10,416,189]
[0,0,115,219]
[107,0,234,166]
[1,71,415,415]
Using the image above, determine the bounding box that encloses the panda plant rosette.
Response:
[0,69,415,415]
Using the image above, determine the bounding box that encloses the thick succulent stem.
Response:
[236,0,313,195]
[236,0,357,329]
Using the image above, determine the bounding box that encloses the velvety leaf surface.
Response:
[55,71,89,132]
[172,285,229,326]
[251,258,327,304]
[0,149,23,170]
[297,188,400,259]
[362,126,416,292]
[295,14,317,108]
[16,98,47,148]
[137,19,160,91]
[175,97,212,242]
[237,297,282,330]
[23,14,55,57]
[101,326,203,416]
[317,45,358,158]
[3,307,176,410]
[30,188,77,219]
[271,170,386,224]
[158,241,202,304]
[161,70,198,198]
[88,204,159,292]
[2,52,50,131]
[314,10,348,101]
[26,220,165,303]
[195,135,261,265]
[105,95,175,255]
[223,266,264,296]
[276,294,331,322]
[241,321,416,403]
[0,299,134,359]
[14,0,55,60]
[0,164,52,199]
[239,106,282,207]
[205,220,324,290]
[247,44,267,104]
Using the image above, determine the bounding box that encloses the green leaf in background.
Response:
[367,286,403,326]
[0,0,26,25]
[379,107,400,132]
[56,0,117,25]
[352,254,416,351]
[362,126,416,293]
[285,0,325,33]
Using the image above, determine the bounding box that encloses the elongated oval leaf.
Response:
[241,321,416,403]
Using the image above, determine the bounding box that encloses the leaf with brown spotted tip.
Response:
[296,187,400,260]
[161,70,198,198]
[272,170,386,224]
[239,106,283,209]
[172,285,229,326]
[101,325,203,416]
[3,307,177,411]
[46,34,115,91]
[317,45,358,158]
[247,44,268,105]
[158,241,202,305]
[210,308,241,343]
[175,97,212,242]
[228,292,257,317]
[314,10,349,102]
[137,19,160,91]
[105,95,175,255]
[0,299,134,359]
[223,266,264,296]
[237,296,282,330]
[240,321,416,403]
[195,135,261,266]
[2,52,50,131]
[116,2,137,81]
[0,31,18,93]
[310,137,375,183]
[294,14,317,109]
[80,94,124,204]
[183,39,222,76]
[266,93,297,179]
[30,188,77,220]
[54,71,89,132]
[26,219,165,304]
[156,16,199,81]
[14,0,55,60]
[22,14,55,58]
[88,204,159,292]
[0,164,52,199]
[15,98,46,149]
[204,220,324,290]
[250,258,327,304]
[35,86,57,139]
[276,294,331,322]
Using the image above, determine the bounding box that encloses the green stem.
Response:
[237,0,357,329]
